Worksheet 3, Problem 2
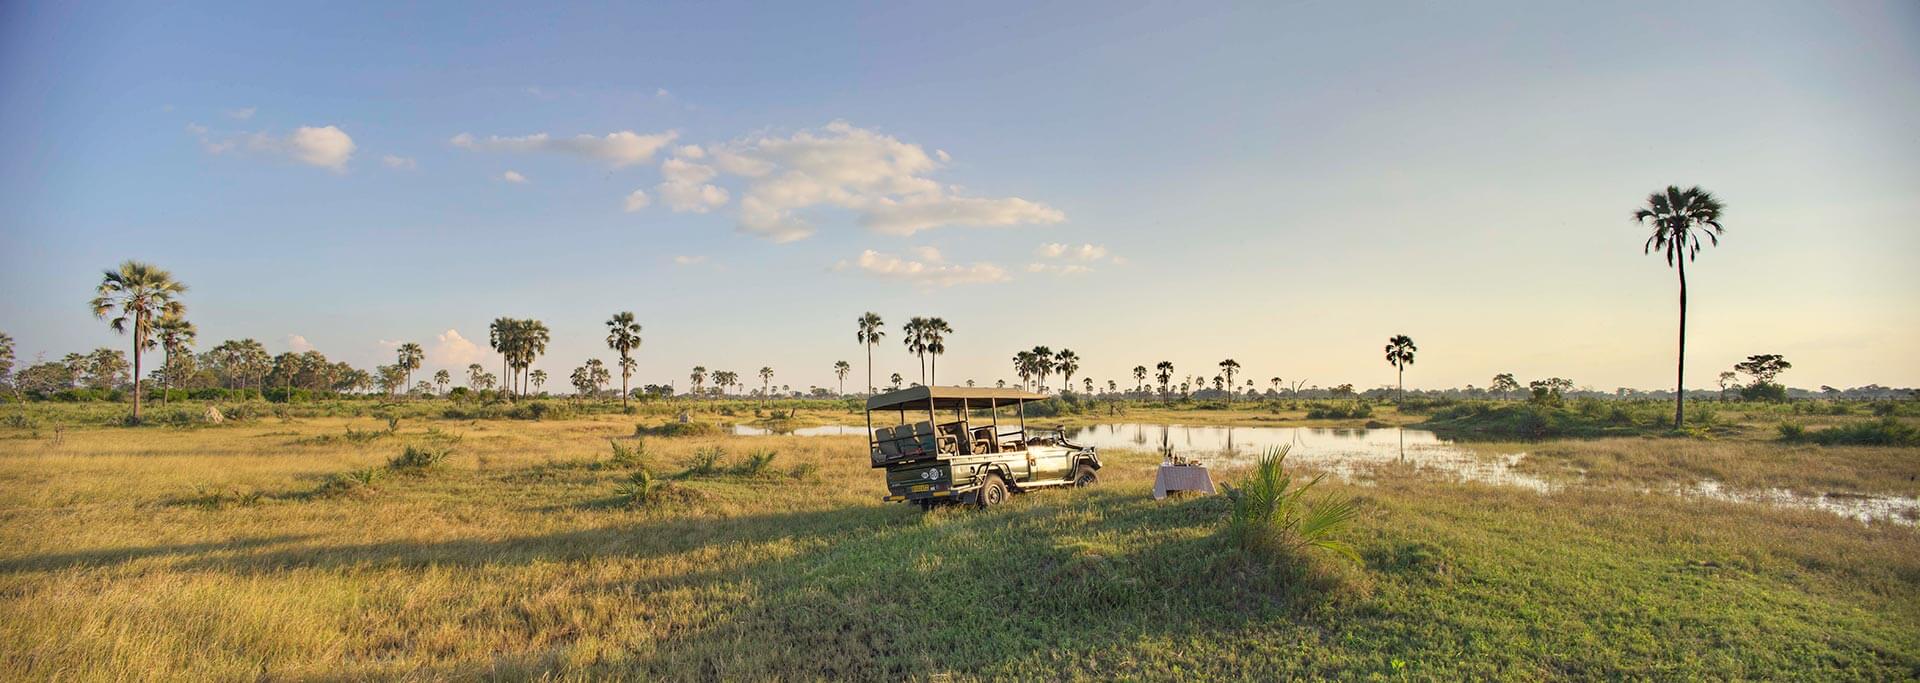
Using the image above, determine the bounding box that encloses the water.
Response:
[729,421,1919,525]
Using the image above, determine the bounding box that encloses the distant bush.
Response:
[1776,422,1807,441]
[1305,402,1373,420]
[1782,418,1919,447]
[682,446,726,477]
[1392,397,1455,415]
[1740,383,1788,403]
[313,467,383,498]
[608,438,648,468]
[616,468,702,508]
[635,421,719,437]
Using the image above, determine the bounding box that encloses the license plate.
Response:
[910,484,931,493]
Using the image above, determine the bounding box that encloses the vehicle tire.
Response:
[1071,463,1098,488]
[976,474,1009,509]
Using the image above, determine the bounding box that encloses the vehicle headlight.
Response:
[922,468,941,481]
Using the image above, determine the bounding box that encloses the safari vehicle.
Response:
[867,385,1101,509]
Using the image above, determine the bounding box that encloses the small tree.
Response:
[433,369,450,395]
[1383,335,1416,401]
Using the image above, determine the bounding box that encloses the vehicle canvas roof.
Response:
[865,385,1049,411]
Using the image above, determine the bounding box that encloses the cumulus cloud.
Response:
[432,329,485,367]
[382,154,417,170]
[285,334,315,353]
[1025,263,1095,276]
[450,129,678,167]
[624,189,651,212]
[836,249,1010,288]
[190,124,356,171]
[680,121,1063,242]
[502,170,527,183]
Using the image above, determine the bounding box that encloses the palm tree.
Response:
[833,361,851,396]
[1030,346,1054,392]
[1055,349,1080,394]
[759,366,774,404]
[1154,361,1174,396]
[433,369,450,395]
[489,317,518,400]
[90,261,187,423]
[889,372,903,391]
[1633,185,1726,429]
[1384,335,1416,400]
[1133,365,1148,394]
[530,369,548,394]
[690,366,707,397]
[901,316,929,384]
[925,317,952,385]
[516,320,550,396]
[605,312,642,408]
[1083,377,1093,394]
[467,364,485,389]
[153,314,196,403]
[1218,359,1241,404]
[396,343,424,398]
[1012,350,1035,391]
[857,312,885,394]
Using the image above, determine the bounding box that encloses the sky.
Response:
[2,1,1917,394]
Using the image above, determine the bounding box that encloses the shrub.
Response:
[1740,383,1788,403]
[1776,422,1807,441]
[1305,402,1373,420]
[787,462,819,480]
[1799,418,1919,446]
[682,446,726,477]
[732,449,778,476]
[314,467,383,498]
[608,437,648,468]
[1219,446,1360,562]
[635,421,719,437]
[388,444,453,472]
[616,468,702,508]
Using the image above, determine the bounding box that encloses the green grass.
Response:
[0,402,1916,678]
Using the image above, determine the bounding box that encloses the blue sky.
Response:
[3,1,1917,392]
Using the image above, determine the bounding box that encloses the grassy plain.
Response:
[1,399,1916,680]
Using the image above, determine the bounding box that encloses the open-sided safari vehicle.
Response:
[867,385,1101,509]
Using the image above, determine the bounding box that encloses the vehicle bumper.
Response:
[884,484,977,502]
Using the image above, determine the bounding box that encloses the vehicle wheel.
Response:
[976,474,1009,508]
[1071,463,1098,487]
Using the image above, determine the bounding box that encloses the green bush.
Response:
[608,437,648,468]
[387,444,453,472]
[1305,402,1372,420]
[635,421,719,437]
[1776,422,1807,440]
[731,449,777,476]
[682,446,726,477]
[1219,446,1359,562]
[1788,418,1919,446]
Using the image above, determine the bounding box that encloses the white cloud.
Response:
[1026,263,1094,276]
[502,170,527,183]
[1036,243,1113,261]
[382,154,417,170]
[912,245,944,263]
[450,129,678,168]
[432,329,485,367]
[287,126,355,171]
[837,249,1010,288]
[689,121,1064,241]
[672,255,708,266]
[658,178,730,213]
[285,334,315,353]
[624,189,651,212]
[226,107,256,120]
[190,124,355,171]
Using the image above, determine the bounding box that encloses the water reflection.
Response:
[1062,423,1552,492]
[728,421,1920,525]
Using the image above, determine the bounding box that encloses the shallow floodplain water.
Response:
[734,421,1919,525]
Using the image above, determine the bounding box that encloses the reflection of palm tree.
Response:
[1633,185,1726,429]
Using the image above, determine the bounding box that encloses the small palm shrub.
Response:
[682,446,726,477]
[608,437,648,468]
[388,444,453,472]
[615,467,701,507]
[1220,446,1360,562]
[731,449,777,476]
[314,467,384,498]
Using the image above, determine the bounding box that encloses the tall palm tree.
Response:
[1154,361,1174,396]
[90,261,187,423]
[153,314,196,403]
[1384,335,1416,400]
[833,361,851,396]
[856,312,885,394]
[396,343,424,398]
[516,320,550,396]
[489,317,518,400]
[759,366,774,404]
[467,364,485,389]
[1055,349,1080,394]
[924,317,952,385]
[1133,365,1148,393]
[1012,350,1035,391]
[1633,185,1726,429]
[530,369,547,393]
[1030,346,1054,392]
[605,312,642,408]
[1218,359,1241,404]
[433,369,450,395]
[901,316,929,384]
[689,366,707,398]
